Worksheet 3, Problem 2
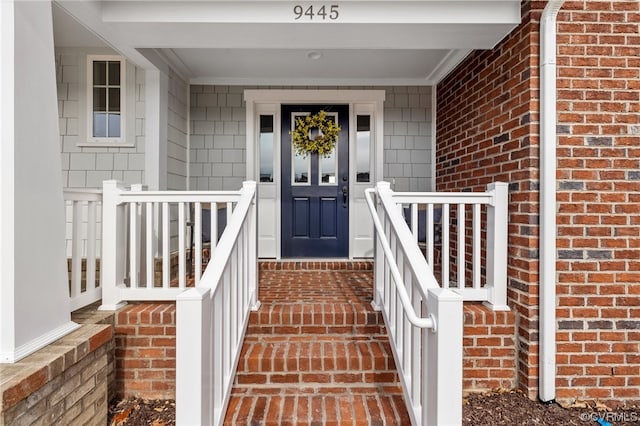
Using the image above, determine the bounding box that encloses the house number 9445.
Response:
[293,4,339,20]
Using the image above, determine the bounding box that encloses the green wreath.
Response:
[290,110,341,158]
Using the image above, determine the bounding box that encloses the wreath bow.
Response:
[291,110,341,158]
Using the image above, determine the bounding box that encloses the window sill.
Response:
[78,142,136,148]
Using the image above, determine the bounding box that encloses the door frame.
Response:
[244,89,385,259]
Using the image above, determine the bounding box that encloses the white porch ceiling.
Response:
[53,0,521,85]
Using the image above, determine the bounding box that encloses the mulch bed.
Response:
[108,391,640,425]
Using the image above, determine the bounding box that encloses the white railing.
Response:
[394,181,509,311]
[366,182,463,426]
[63,188,102,311]
[100,180,242,310]
[176,181,258,426]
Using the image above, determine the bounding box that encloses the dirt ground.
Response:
[108,390,640,425]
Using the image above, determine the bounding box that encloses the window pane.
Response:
[108,113,121,137]
[93,112,107,137]
[93,61,106,85]
[259,115,274,183]
[108,61,120,85]
[319,149,336,184]
[356,115,371,183]
[293,152,309,183]
[93,88,106,111]
[108,88,120,112]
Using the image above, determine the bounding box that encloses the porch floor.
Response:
[223,261,411,425]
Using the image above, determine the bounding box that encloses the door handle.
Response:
[342,185,348,208]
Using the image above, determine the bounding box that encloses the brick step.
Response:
[249,302,384,327]
[237,340,396,375]
[225,268,412,423]
[224,390,411,425]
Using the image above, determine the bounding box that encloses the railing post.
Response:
[485,181,510,311]
[99,180,128,310]
[176,287,212,426]
[424,288,463,426]
[243,181,260,311]
[372,182,392,311]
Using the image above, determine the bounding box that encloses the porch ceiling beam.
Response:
[100,1,521,25]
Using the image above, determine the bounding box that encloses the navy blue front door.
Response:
[281,105,349,258]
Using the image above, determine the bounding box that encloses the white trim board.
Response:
[245,90,385,259]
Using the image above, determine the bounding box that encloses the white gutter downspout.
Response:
[540,0,565,403]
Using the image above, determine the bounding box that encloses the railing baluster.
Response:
[195,202,202,284]
[146,202,154,288]
[457,203,466,290]
[426,204,434,267]
[411,203,418,242]
[211,202,218,246]
[442,204,450,288]
[403,260,411,374]
[178,202,186,289]
[71,201,82,300]
[87,200,97,293]
[129,201,138,288]
[473,204,481,289]
[162,202,170,288]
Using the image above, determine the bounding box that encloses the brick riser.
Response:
[224,268,411,424]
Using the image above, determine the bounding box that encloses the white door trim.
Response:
[244,89,385,259]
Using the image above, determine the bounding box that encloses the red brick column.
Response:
[114,303,177,399]
[463,304,517,392]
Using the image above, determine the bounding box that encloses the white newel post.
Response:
[100,180,128,310]
[424,287,463,426]
[485,182,509,311]
[176,287,212,426]
[1,0,80,363]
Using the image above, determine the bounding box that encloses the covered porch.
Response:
[1,178,511,425]
[1,1,521,424]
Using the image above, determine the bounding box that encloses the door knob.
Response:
[342,185,348,208]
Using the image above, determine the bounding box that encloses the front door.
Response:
[281,104,349,257]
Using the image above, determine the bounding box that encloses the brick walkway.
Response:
[223,262,411,425]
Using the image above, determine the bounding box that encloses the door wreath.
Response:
[291,110,341,158]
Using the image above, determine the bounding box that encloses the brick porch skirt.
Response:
[0,261,516,425]
[112,262,516,402]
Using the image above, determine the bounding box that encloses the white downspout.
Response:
[540,0,565,403]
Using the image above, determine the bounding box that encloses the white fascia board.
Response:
[99,23,520,50]
[100,1,520,25]
[192,77,437,86]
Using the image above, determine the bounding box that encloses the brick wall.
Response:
[114,303,177,399]
[436,1,539,397]
[555,0,640,405]
[189,86,434,192]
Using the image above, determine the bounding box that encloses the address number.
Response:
[293,4,339,21]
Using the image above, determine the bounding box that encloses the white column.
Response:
[144,69,168,258]
[145,69,169,191]
[0,0,79,363]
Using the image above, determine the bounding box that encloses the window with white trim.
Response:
[87,55,125,143]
